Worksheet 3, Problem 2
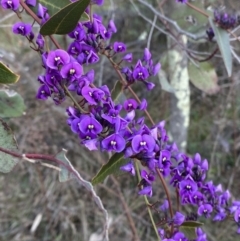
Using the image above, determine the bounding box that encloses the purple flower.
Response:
[37,3,48,20]
[113,42,126,53]
[82,86,104,105]
[36,34,45,49]
[123,99,138,112]
[102,133,126,153]
[140,170,155,184]
[131,134,155,153]
[68,23,86,41]
[79,116,103,135]
[120,162,135,175]
[133,65,149,81]
[138,185,152,197]
[107,20,117,33]
[179,178,198,196]
[176,0,188,3]
[198,204,213,218]
[159,200,169,212]
[91,0,104,5]
[173,232,187,241]
[36,85,51,100]
[213,208,226,221]
[173,211,185,225]
[206,27,214,41]
[46,50,70,69]
[143,48,151,62]
[1,0,19,10]
[122,53,132,62]
[60,61,83,82]
[12,22,32,36]
[25,0,36,7]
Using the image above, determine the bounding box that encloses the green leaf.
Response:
[179,221,204,240]
[40,0,90,35]
[188,62,219,94]
[92,152,128,185]
[56,149,74,182]
[37,0,71,16]
[209,17,232,77]
[0,62,20,84]
[0,90,26,118]
[111,81,123,102]
[0,119,18,173]
[158,69,175,93]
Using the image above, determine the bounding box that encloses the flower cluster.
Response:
[214,10,238,30]
[2,0,240,240]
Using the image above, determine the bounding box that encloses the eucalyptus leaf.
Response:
[0,89,26,118]
[0,119,18,173]
[188,62,219,94]
[56,149,74,182]
[31,0,72,17]
[92,152,128,185]
[40,0,90,35]
[0,62,20,84]
[209,17,232,77]
[158,69,175,93]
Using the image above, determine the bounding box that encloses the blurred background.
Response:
[1,0,240,240]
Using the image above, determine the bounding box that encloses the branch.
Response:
[0,146,110,241]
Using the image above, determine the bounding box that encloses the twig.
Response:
[147,15,157,50]
[0,146,110,241]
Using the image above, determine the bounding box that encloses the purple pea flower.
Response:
[143,48,151,62]
[68,23,86,41]
[82,86,105,105]
[213,208,226,221]
[60,61,83,82]
[91,0,104,5]
[102,133,126,153]
[46,49,70,69]
[79,132,98,151]
[36,85,51,100]
[25,0,36,7]
[36,34,45,50]
[173,232,187,241]
[107,20,117,34]
[176,0,188,3]
[102,105,121,124]
[198,204,213,218]
[1,0,19,10]
[159,200,169,212]
[179,178,198,196]
[138,185,152,197]
[123,99,138,112]
[12,22,32,36]
[120,162,135,175]
[113,42,126,53]
[122,53,132,62]
[133,65,149,81]
[79,116,103,135]
[37,3,48,20]
[132,134,155,153]
[234,209,240,233]
[173,211,185,225]
[140,170,155,184]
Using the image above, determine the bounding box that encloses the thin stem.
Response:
[186,2,209,18]
[155,168,174,235]
[63,85,88,113]
[135,161,160,240]
[111,176,140,241]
